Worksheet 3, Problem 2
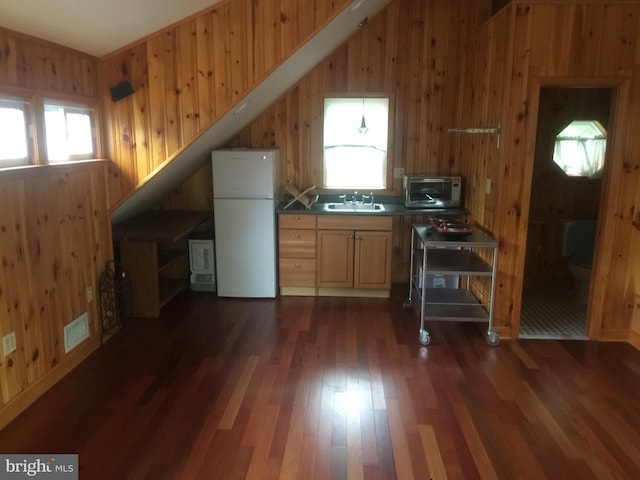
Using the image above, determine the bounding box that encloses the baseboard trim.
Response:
[318,287,390,298]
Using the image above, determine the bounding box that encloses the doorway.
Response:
[519,87,612,339]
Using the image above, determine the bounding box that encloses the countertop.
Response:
[277,196,467,218]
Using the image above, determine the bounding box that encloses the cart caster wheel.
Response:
[486,332,500,346]
[419,330,431,346]
[403,299,412,310]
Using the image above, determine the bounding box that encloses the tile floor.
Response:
[519,287,588,340]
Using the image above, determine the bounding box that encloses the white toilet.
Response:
[562,219,597,304]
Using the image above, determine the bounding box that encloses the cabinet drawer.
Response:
[279,214,317,229]
[279,258,316,286]
[316,215,391,231]
[279,229,316,258]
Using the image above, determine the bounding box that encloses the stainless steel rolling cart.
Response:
[403,223,499,346]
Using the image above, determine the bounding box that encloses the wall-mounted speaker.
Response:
[109,81,135,102]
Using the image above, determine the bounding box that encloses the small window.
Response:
[44,103,95,162]
[323,97,389,189]
[553,120,607,179]
[0,97,30,167]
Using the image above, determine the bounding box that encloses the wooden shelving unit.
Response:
[113,210,212,318]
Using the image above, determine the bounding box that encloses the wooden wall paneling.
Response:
[398,0,426,175]
[159,161,214,211]
[0,28,98,97]
[599,78,640,333]
[280,0,300,58]
[130,44,152,181]
[550,5,576,75]
[296,0,315,45]
[582,5,606,76]
[146,35,169,171]
[23,181,57,382]
[0,164,113,426]
[598,5,628,76]
[0,33,16,84]
[177,20,200,145]
[488,4,532,333]
[163,30,182,161]
[195,15,215,128]
[530,6,554,76]
[260,0,280,77]
[228,0,252,104]
[615,5,640,73]
[9,186,46,388]
[423,1,447,173]
[211,5,233,117]
[0,182,31,403]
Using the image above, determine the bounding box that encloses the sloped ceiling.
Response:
[111,0,392,223]
[0,0,222,57]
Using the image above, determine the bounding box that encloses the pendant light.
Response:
[358,97,369,134]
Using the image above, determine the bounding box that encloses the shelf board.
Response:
[424,288,486,305]
[410,287,490,321]
[423,302,489,321]
[416,249,493,275]
[158,250,187,272]
[159,278,188,307]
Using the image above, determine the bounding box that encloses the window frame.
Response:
[43,100,98,163]
[0,88,102,170]
[321,92,394,192]
[0,95,33,168]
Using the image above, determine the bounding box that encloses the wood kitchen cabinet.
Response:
[316,215,392,297]
[278,214,317,295]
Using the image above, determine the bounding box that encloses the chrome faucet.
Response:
[362,192,374,205]
[351,191,358,204]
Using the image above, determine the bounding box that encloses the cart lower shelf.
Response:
[404,286,499,346]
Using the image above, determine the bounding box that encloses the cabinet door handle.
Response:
[295,263,302,268]
[294,216,301,220]
[294,234,301,238]
[355,235,362,240]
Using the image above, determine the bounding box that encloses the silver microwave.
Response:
[403,175,462,208]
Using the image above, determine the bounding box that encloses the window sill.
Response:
[0,159,111,181]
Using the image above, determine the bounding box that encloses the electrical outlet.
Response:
[86,286,93,303]
[485,178,492,194]
[3,331,16,356]
[393,167,405,179]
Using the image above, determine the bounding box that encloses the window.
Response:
[323,97,389,189]
[44,103,95,162]
[0,97,29,168]
[553,120,607,179]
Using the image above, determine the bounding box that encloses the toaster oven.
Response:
[403,175,462,208]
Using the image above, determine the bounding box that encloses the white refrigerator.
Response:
[212,149,279,297]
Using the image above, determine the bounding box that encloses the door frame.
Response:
[517,75,630,339]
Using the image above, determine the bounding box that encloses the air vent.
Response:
[64,313,89,353]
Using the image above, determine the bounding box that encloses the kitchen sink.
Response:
[323,202,385,212]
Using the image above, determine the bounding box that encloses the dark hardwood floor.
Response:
[1,287,639,479]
